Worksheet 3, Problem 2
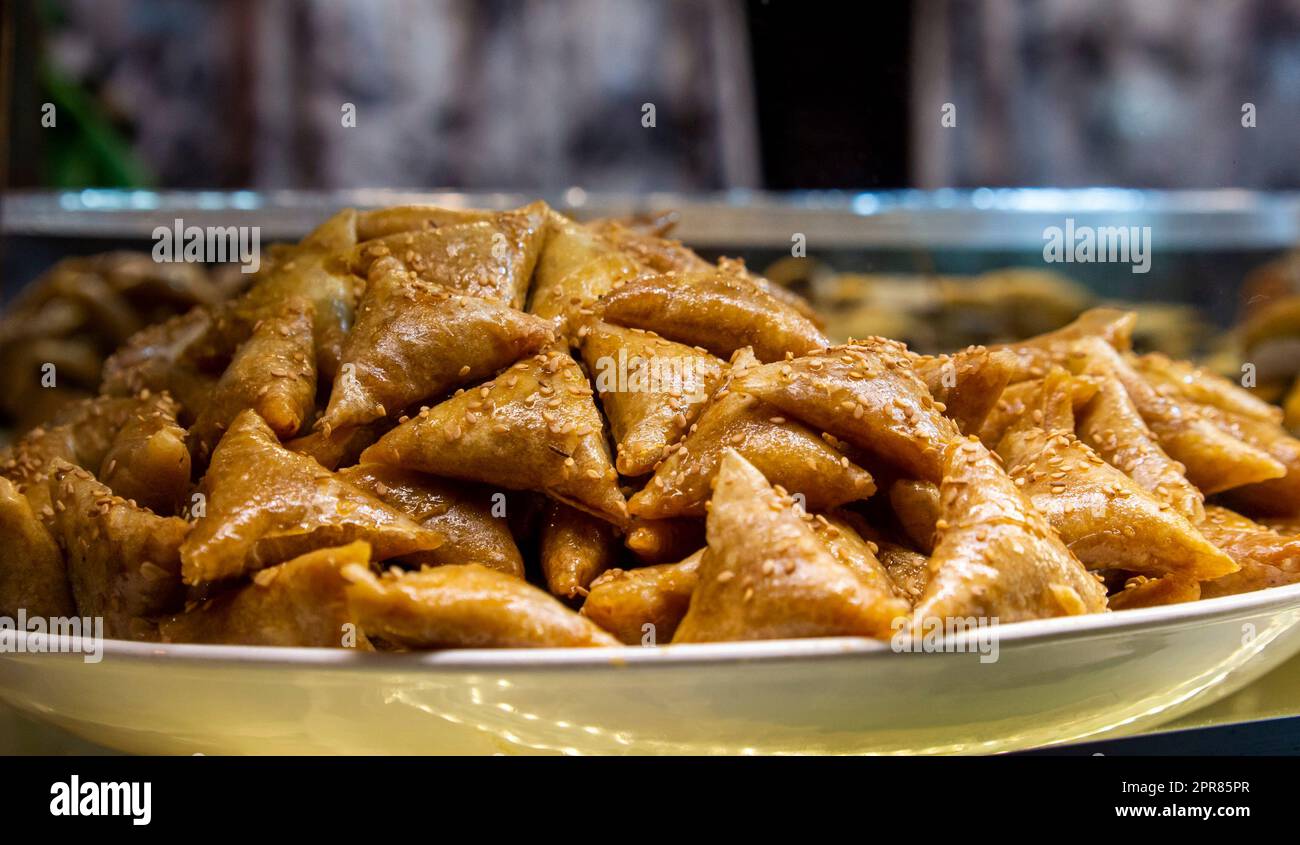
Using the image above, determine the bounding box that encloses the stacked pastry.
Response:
[0,253,245,433]
[2,203,1299,650]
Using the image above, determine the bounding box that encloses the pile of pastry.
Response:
[2,202,1298,649]
[0,253,247,433]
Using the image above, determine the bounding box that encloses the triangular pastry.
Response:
[1133,352,1282,425]
[539,501,621,598]
[191,297,317,459]
[807,511,906,602]
[912,438,1108,624]
[101,306,217,421]
[976,374,1099,449]
[181,410,442,585]
[99,390,191,515]
[734,339,961,481]
[1197,507,1300,599]
[599,269,827,363]
[319,257,554,431]
[997,421,1237,580]
[913,346,1016,434]
[350,206,547,309]
[627,389,875,519]
[1075,337,1284,494]
[673,450,908,642]
[360,347,628,525]
[1076,368,1204,522]
[579,321,725,476]
[338,463,524,578]
[343,563,620,648]
[195,208,360,380]
[43,460,187,638]
[582,549,703,645]
[528,214,645,330]
[0,475,73,618]
[161,542,373,648]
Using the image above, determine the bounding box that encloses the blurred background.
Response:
[3,0,1300,431]
[3,0,1299,192]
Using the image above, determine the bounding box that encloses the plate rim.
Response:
[5,580,1300,672]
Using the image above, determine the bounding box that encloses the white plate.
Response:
[4,583,1300,755]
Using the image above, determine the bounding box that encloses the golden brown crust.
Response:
[180,410,442,585]
[579,321,724,476]
[338,463,524,578]
[674,450,908,643]
[319,258,553,431]
[913,438,1108,624]
[599,269,827,364]
[361,347,628,526]
[161,542,373,648]
[627,390,875,519]
[344,563,620,648]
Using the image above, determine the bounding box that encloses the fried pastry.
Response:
[101,307,217,422]
[734,339,960,481]
[599,269,828,363]
[627,389,875,519]
[199,209,360,380]
[1077,337,1285,494]
[579,321,725,476]
[625,517,706,564]
[180,410,442,584]
[354,205,499,241]
[539,501,621,598]
[337,463,524,578]
[889,479,940,555]
[912,438,1108,624]
[343,563,620,648]
[161,542,373,648]
[977,374,1099,448]
[1199,405,1300,516]
[190,298,317,458]
[361,347,628,525]
[673,450,909,643]
[807,511,906,602]
[589,220,712,275]
[1133,352,1281,425]
[1107,574,1201,610]
[875,542,931,605]
[998,422,1236,580]
[913,346,1016,434]
[0,475,74,618]
[350,205,547,309]
[43,461,187,638]
[581,549,703,645]
[98,391,191,515]
[319,258,554,431]
[528,214,644,330]
[1076,368,1204,521]
[2,394,165,513]
[1198,505,1300,571]
[286,422,382,471]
